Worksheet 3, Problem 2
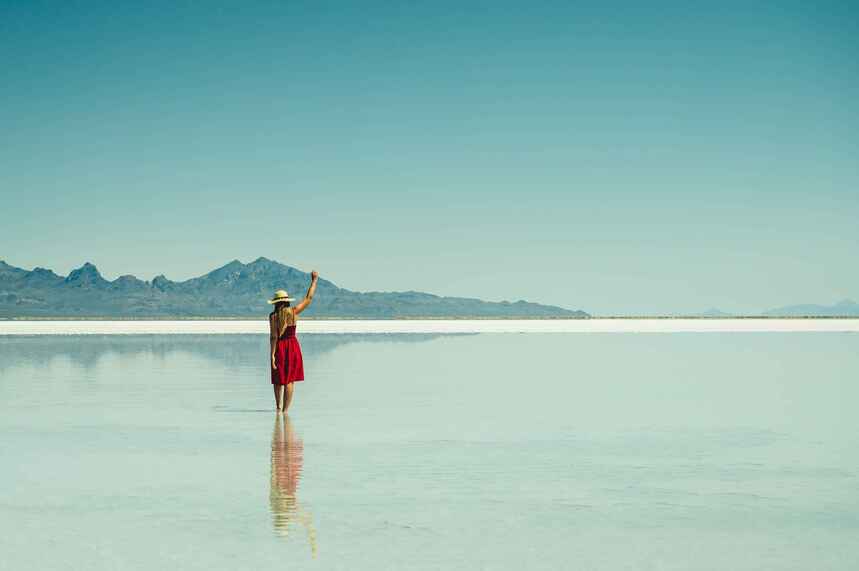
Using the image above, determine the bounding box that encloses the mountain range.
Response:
[0,258,589,319]
[697,300,859,317]
[762,299,859,317]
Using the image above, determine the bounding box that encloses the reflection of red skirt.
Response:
[271,329,304,385]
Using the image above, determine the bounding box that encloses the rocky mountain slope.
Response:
[0,258,589,319]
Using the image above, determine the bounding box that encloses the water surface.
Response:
[1,333,857,570]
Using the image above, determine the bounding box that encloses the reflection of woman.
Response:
[268,270,319,412]
[270,414,316,556]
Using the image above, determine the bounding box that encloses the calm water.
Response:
[1,333,857,570]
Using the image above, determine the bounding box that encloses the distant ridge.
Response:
[697,308,734,318]
[762,299,859,317]
[689,300,859,318]
[0,259,589,319]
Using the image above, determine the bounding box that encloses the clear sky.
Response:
[2,1,857,315]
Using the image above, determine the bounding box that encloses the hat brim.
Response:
[267,297,296,304]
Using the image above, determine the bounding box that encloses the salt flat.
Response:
[3,332,858,570]
[1,318,858,335]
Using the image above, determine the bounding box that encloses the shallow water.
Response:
[1,333,857,570]
[3,318,859,334]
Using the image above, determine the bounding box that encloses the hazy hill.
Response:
[762,299,859,317]
[0,259,589,319]
[697,308,734,317]
[692,301,859,317]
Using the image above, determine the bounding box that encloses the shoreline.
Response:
[1,315,857,321]
[1,318,858,335]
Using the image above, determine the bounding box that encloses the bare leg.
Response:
[273,385,285,412]
[284,383,295,412]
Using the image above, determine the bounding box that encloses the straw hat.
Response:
[267,290,295,304]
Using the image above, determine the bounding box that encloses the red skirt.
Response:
[271,330,304,385]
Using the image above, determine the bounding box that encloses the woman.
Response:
[269,270,318,412]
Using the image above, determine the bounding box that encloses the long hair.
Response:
[273,300,292,338]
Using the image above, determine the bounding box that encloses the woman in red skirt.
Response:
[269,270,318,412]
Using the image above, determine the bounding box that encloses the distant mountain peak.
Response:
[65,262,107,286]
[151,274,175,291]
[111,274,148,291]
[28,267,61,278]
[246,257,283,272]
[114,274,143,283]
[73,262,102,275]
[0,260,28,280]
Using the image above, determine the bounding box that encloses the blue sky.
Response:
[2,1,857,314]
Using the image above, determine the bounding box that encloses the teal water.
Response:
[1,333,857,570]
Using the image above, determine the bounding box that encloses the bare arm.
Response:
[269,314,277,369]
[294,271,319,315]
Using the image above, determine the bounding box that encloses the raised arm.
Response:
[294,271,319,315]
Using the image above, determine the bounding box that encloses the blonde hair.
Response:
[273,301,293,337]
